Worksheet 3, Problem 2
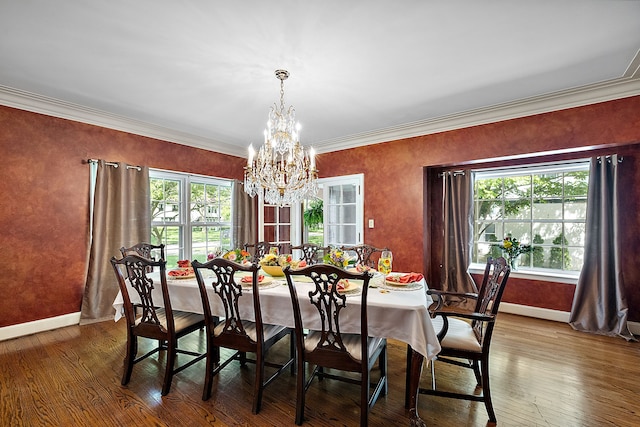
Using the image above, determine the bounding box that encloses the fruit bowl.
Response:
[261,265,284,277]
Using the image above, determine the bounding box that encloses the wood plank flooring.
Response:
[1,313,639,426]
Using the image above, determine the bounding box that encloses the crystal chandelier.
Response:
[244,69,318,207]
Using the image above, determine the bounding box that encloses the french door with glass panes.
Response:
[322,174,364,247]
[258,174,363,251]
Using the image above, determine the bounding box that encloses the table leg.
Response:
[406,345,426,427]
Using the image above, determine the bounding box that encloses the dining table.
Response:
[112,269,441,426]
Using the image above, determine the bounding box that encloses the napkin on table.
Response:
[388,272,424,283]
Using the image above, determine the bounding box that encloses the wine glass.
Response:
[378,250,393,275]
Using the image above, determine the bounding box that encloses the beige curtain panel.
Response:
[441,171,478,310]
[569,155,635,341]
[232,180,257,249]
[80,160,150,325]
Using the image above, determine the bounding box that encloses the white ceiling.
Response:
[1,1,639,157]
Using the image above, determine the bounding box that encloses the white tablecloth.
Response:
[113,272,441,361]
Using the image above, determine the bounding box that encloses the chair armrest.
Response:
[431,309,495,323]
[427,289,479,300]
[427,289,479,311]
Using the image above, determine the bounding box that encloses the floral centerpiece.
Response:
[493,235,532,270]
[260,254,306,268]
[206,247,223,261]
[221,248,252,264]
[323,248,351,269]
[259,253,306,277]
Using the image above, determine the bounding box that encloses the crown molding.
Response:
[2,73,639,157]
[314,74,640,154]
[0,85,245,157]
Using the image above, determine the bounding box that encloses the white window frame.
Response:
[470,160,590,283]
[150,169,234,264]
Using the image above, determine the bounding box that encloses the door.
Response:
[322,174,364,247]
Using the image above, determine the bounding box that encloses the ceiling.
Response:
[1,1,639,157]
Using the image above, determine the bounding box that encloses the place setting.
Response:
[379,272,425,291]
[235,272,282,290]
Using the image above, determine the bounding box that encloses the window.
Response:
[473,161,589,274]
[150,170,233,268]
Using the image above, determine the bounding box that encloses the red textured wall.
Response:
[319,96,640,320]
[0,106,245,327]
[2,96,640,328]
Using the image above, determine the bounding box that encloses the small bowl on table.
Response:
[261,264,285,277]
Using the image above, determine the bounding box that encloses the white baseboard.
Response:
[499,302,640,336]
[0,312,81,342]
[499,302,571,322]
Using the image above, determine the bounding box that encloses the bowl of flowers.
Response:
[221,248,252,264]
[323,248,351,269]
[259,254,307,276]
[260,254,285,276]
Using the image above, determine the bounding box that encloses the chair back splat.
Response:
[119,242,165,261]
[192,258,294,413]
[110,254,205,396]
[290,243,330,265]
[340,244,389,268]
[243,241,282,263]
[420,256,511,423]
[284,264,387,426]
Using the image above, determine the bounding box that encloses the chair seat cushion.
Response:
[214,319,288,342]
[432,316,482,352]
[305,331,384,362]
[135,308,204,332]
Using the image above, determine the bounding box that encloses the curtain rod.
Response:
[438,170,466,177]
[597,155,623,163]
[87,159,142,171]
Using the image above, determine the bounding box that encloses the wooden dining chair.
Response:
[340,244,388,268]
[283,264,388,426]
[418,256,511,423]
[290,243,329,265]
[110,254,205,396]
[119,242,165,261]
[192,258,294,413]
[243,241,281,263]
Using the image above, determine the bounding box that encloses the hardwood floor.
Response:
[1,313,639,426]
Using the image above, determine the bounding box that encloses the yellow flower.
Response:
[503,241,513,249]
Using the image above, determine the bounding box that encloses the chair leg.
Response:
[252,350,265,414]
[361,369,370,427]
[472,359,482,386]
[380,346,388,396]
[290,331,296,375]
[202,346,215,401]
[295,358,305,425]
[430,358,436,390]
[121,332,137,385]
[481,356,496,423]
[161,339,177,396]
[317,366,324,381]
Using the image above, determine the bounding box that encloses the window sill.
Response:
[468,264,579,285]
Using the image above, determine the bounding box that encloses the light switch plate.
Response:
[368,219,374,228]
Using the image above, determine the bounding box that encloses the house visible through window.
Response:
[473,161,590,274]
[150,171,233,268]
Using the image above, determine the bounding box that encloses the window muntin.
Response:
[473,162,589,273]
[150,171,233,268]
